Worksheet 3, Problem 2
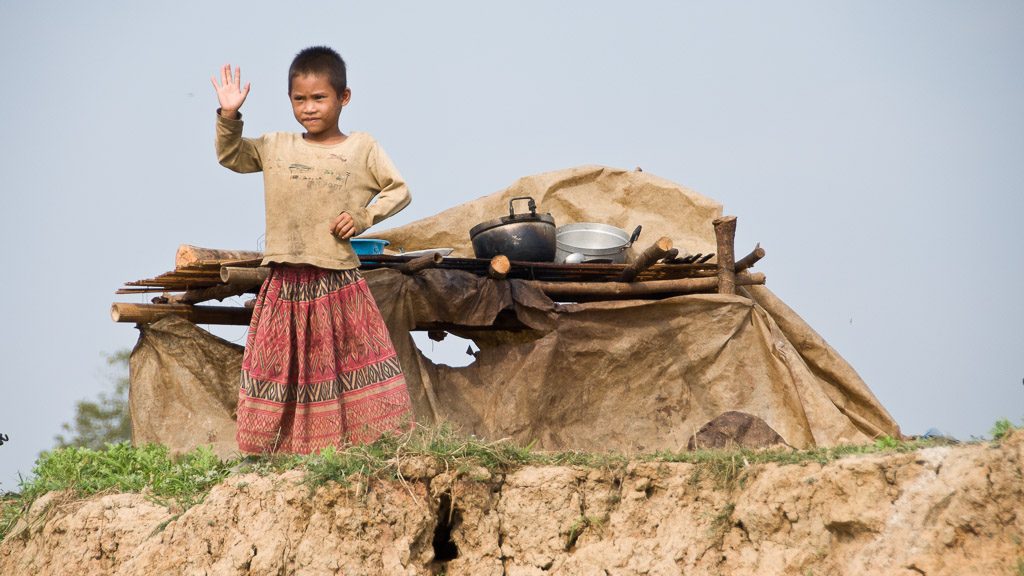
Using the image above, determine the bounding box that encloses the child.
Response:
[210,46,414,453]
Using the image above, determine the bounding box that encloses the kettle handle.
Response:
[628,225,643,245]
[509,196,538,218]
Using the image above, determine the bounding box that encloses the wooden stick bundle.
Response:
[111,272,766,324]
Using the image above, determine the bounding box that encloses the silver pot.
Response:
[555,223,642,264]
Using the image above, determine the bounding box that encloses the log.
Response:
[167,283,254,305]
[488,255,511,280]
[176,245,263,270]
[532,272,764,301]
[398,253,444,274]
[110,303,252,325]
[735,244,765,273]
[417,315,531,333]
[712,216,738,295]
[620,237,673,282]
[661,248,679,263]
[221,266,270,286]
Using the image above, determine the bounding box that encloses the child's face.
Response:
[289,73,351,139]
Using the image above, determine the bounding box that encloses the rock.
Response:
[686,411,789,450]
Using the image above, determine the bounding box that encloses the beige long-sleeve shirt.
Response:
[215,113,411,270]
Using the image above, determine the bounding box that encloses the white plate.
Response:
[401,248,455,258]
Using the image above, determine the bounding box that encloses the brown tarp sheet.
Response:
[129,166,900,456]
[370,165,724,259]
[128,317,242,457]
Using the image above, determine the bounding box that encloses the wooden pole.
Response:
[176,245,263,269]
[167,283,254,305]
[532,272,764,301]
[397,253,444,274]
[488,255,511,280]
[619,237,673,282]
[221,266,270,285]
[417,315,531,333]
[712,216,738,295]
[735,243,765,273]
[110,303,252,325]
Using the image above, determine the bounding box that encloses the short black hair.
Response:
[288,46,347,96]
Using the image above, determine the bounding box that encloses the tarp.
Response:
[128,166,900,456]
[128,317,242,456]
[370,165,723,259]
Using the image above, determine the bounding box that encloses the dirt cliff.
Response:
[2,433,1022,576]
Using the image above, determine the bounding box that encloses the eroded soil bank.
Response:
[2,434,1022,576]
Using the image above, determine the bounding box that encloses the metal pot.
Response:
[469,196,557,262]
[555,223,642,264]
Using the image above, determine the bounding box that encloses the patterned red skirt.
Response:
[236,265,413,454]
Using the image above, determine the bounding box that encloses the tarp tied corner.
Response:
[128,166,900,457]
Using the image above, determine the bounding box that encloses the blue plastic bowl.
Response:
[351,238,389,255]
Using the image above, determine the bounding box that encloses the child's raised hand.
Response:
[210,64,250,118]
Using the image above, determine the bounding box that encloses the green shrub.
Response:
[990,418,1016,441]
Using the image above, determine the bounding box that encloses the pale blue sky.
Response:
[1,1,1022,490]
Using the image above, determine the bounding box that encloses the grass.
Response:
[564,514,604,550]
[0,424,981,543]
[709,502,736,541]
[990,418,1018,441]
[0,442,232,541]
[643,435,944,487]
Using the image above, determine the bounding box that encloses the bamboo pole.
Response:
[712,216,738,295]
[620,237,673,282]
[110,303,252,325]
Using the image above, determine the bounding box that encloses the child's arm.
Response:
[211,64,262,173]
[337,142,412,237]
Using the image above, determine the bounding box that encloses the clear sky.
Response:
[1,1,1021,491]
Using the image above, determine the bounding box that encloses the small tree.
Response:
[54,350,132,449]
